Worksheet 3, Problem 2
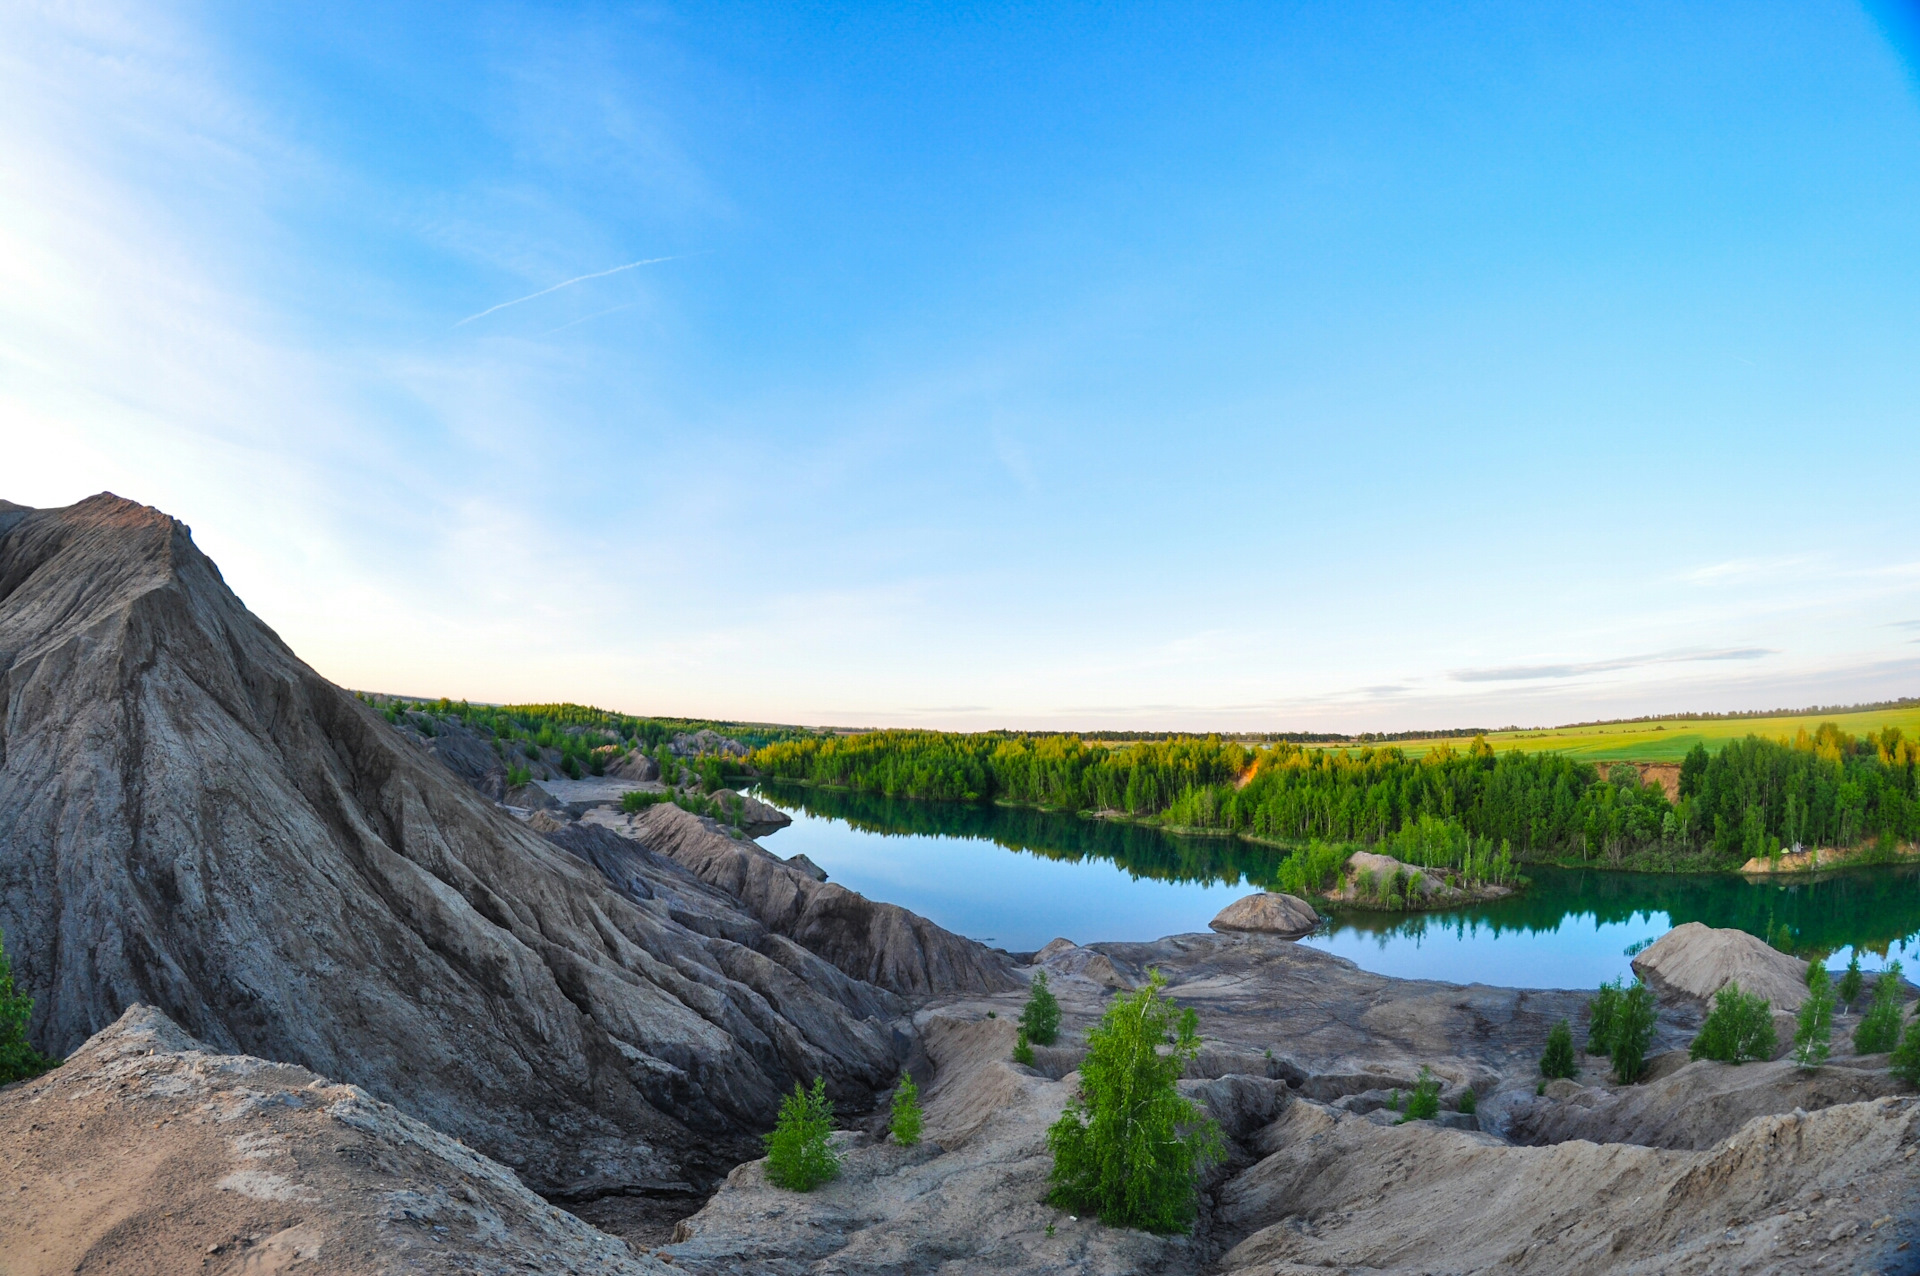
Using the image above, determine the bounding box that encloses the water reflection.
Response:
[755,782,1920,985]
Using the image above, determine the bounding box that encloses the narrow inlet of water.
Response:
[752,783,1920,990]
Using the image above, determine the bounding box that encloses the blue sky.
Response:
[5,0,1919,730]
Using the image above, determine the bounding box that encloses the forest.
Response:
[751,724,1920,871]
[360,695,812,779]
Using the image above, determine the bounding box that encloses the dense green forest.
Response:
[361,695,813,778]
[752,724,1920,871]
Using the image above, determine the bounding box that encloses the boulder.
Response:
[0,1006,672,1276]
[1209,891,1321,937]
[1032,937,1141,990]
[1632,922,1809,1011]
[608,750,661,782]
[706,786,793,834]
[1345,850,1441,894]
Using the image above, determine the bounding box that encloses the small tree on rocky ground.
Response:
[1457,1085,1477,1116]
[1689,981,1776,1064]
[1539,1019,1578,1080]
[1586,980,1622,1056]
[1013,1027,1035,1067]
[1838,951,1865,1013]
[1399,1066,1440,1122]
[1021,970,1061,1046]
[1889,1005,1920,1085]
[0,927,50,1085]
[890,1072,923,1146]
[764,1078,839,1191]
[1853,960,1906,1055]
[1794,962,1834,1071]
[1046,970,1223,1234]
[1609,981,1658,1084]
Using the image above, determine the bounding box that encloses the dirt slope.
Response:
[0,494,973,1194]
[0,1005,668,1276]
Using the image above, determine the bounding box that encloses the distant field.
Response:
[1374,704,1920,763]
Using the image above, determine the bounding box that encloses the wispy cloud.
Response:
[1679,556,1815,585]
[454,255,683,327]
[1452,647,1774,684]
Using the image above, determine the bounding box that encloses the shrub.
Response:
[1399,1066,1440,1122]
[1853,960,1906,1055]
[1273,840,1351,898]
[620,790,667,814]
[889,1073,923,1146]
[1689,981,1777,1064]
[1457,1085,1477,1116]
[1013,1027,1035,1067]
[764,1078,839,1191]
[1793,962,1834,1071]
[1021,971,1062,1046]
[1046,971,1224,1234]
[1586,980,1622,1056]
[1609,981,1658,1084]
[0,928,51,1084]
[1540,1019,1578,1079]
[1890,1009,1920,1086]
[1838,951,1864,1011]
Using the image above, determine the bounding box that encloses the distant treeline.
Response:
[360,695,816,776]
[751,725,1920,870]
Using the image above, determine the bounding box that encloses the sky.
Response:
[4,0,1920,732]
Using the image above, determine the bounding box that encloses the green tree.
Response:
[1539,1019,1578,1079]
[1046,971,1224,1234]
[1688,981,1777,1064]
[1853,960,1906,1055]
[1889,1008,1920,1086]
[763,1077,839,1191]
[0,928,50,1084]
[1013,1027,1036,1067]
[1838,951,1864,1012]
[1586,980,1622,1056]
[1457,1085,1477,1116]
[1610,981,1658,1084]
[1021,970,1062,1047]
[889,1072,923,1146]
[1793,963,1834,1071]
[1400,1066,1440,1122]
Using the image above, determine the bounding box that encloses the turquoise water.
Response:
[754,783,1920,990]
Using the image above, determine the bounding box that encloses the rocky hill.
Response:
[0,494,1004,1197]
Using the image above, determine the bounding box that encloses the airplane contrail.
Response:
[454,255,682,327]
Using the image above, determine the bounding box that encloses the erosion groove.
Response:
[0,494,998,1196]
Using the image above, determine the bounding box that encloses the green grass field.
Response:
[1374,703,1920,764]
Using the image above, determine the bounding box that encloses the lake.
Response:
[752,782,1920,990]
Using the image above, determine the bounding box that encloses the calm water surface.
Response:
[754,782,1920,990]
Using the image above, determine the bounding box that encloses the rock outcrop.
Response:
[1507,1053,1907,1150]
[1328,850,1515,908]
[0,494,953,1195]
[1209,892,1320,937]
[1632,921,1810,1010]
[394,710,510,800]
[0,1006,671,1275]
[665,931,1920,1275]
[607,750,661,782]
[1212,1091,1919,1274]
[706,786,793,834]
[627,801,1022,996]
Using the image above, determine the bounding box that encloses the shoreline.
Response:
[756,777,1912,880]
